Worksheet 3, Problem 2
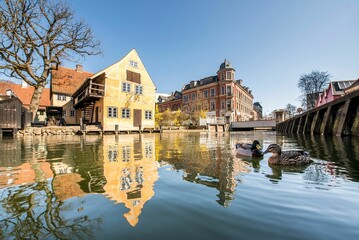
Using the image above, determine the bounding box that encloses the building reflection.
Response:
[0,135,103,239]
[156,132,250,207]
[102,134,159,227]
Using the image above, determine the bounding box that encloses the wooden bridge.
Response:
[276,90,359,136]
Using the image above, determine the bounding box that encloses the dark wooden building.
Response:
[0,97,32,135]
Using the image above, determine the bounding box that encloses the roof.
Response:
[219,59,233,70]
[344,79,359,94]
[0,80,50,109]
[332,80,355,94]
[51,66,93,95]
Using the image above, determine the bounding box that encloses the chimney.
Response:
[76,64,83,72]
[21,80,28,88]
[6,89,13,97]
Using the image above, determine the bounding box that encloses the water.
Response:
[0,132,358,240]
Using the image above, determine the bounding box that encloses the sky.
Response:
[66,0,359,115]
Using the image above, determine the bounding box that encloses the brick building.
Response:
[158,59,254,122]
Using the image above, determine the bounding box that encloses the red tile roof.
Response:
[51,66,93,95]
[0,80,50,110]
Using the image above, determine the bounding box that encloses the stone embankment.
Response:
[17,126,80,136]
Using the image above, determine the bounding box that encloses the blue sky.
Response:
[68,0,359,115]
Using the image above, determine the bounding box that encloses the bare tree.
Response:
[285,103,296,117]
[298,70,330,110]
[0,0,101,118]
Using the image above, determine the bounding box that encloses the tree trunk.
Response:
[29,83,45,121]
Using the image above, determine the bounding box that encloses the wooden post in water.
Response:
[297,116,303,133]
[310,111,319,134]
[335,99,351,136]
[302,115,309,134]
[320,106,332,135]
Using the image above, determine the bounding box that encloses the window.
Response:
[57,94,67,101]
[62,110,67,117]
[221,73,225,81]
[183,95,189,102]
[221,100,225,109]
[130,60,138,68]
[122,82,131,92]
[227,100,231,110]
[135,85,143,94]
[203,90,208,98]
[126,70,141,83]
[108,107,118,118]
[210,88,215,97]
[191,92,197,100]
[70,110,75,117]
[210,101,215,110]
[145,110,152,120]
[122,108,130,118]
[227,86,232,96]
[226,71,232,80]
[221,86,225,95]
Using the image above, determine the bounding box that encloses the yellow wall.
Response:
[100,49,156,131]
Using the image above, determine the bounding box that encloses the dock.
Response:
[276,90,359,136]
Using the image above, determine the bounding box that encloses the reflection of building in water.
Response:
[102,134,158,226]
[158,133,250,207]
[0,162,53,188]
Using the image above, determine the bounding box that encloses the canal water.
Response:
[0,131,358,240]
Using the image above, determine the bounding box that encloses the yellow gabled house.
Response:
[72,49,156,131]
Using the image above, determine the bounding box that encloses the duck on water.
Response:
[235,140,263,158]
[263,144,313,166]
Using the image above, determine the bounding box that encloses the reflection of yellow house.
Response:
[102,134,158,226]
[72,49,156,131]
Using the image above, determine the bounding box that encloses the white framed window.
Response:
[122,82,131,92]
[221,100,225,109]
[108,107,118,118]
[210,88,215,97]
[70,110,75,117]
[130,60,138,68]
[227,100,231,110]
[57,94,67,101]
[135,85,143,95]
[145,110,152,120]
[221,86,225,95]
[122,108,130,118]
[62,110,67,117]
[227,85,232,96]
[183,95,189,102]
[191,92,197,100]
[226,71,232,80]
[210,101,215,110]
[203,90,208,98]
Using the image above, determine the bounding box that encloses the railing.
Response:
[74,81,105,106]
[206,117,225,124]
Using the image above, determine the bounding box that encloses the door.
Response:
[95,106,99,123]
[133,109,142,129]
